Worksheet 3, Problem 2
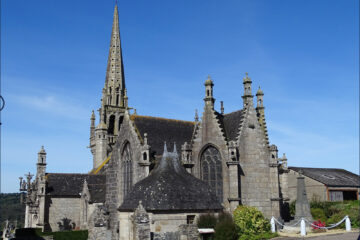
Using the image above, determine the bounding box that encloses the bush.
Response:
[289,200,296,216]
[197,213,218,228]
[233,205,270,235]
[308,200,359,229]
[214,212,238,240]
[310,208,326,222]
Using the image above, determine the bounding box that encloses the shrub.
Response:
[233,205,270,235]
[310,208,326,222]
[289,200,296,216]
[197,213,217,228]
[327,212,345,229]
[214,213,238,240]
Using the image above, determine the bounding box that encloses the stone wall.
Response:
[106,111,147,240]
[191,107,231,210]
[237,107,274,218]
[47,197,81,232]
[288,170,327,202]
[119,212,201,240]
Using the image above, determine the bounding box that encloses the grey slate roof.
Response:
[217,110,244,141]
[119,147,223,212]
[289,167,360,188]
[46,173,106,202]
[131,115,195,156]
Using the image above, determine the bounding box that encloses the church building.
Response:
[20,4,290,240]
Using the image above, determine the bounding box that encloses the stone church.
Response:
[20,4,290,240]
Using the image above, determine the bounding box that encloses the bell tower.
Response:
[90,4,128,168]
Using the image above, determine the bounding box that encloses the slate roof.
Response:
[289,167,360,188]
[131,115,195,156]
[217,110,244,141]
[46,173,106,202]
[119,147,223,212]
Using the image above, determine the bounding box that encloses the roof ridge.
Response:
[131,115,195,124]
[46,173,90,175]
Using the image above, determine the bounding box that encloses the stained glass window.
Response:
[201,146,223,201]
[122,143,133,196]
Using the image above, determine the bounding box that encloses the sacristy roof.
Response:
[46,173,106,203]
[118,147,223,212]
[289,167,360,188]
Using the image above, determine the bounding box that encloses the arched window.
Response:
[108,115,115,134]
[200,146,223,201]
[118,116,124,131]
[122,143,133,196]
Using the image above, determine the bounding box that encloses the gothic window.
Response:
[122,142,133,197]
[108,115,115,134]
[200,146,223,201]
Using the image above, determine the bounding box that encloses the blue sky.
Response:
[1,0,358,193]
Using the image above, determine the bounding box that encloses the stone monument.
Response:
[293,170,313,222]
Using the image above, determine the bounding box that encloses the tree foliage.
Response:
[0,193,25,229]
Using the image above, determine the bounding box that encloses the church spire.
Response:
[103,4,126,108]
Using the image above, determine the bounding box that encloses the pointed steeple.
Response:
[103,4,126,108]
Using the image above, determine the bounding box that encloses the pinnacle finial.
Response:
[173,142,177,153]
[243,72,252,83]
[256,86,264,96]
[220,101,224,114]
[205,75,214,86]
[144,133,148,145]
[163,142,168,154]
[39,145,46,154]
[195,109,199,122]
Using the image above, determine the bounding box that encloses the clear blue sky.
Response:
[1,0,359,193]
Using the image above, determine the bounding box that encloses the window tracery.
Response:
[200,146,223,200]
[122,142,133,196]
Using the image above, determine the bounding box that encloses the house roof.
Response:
[131,115,195,156]
[119,146,223,212]
[46,173,106,202]
[289,167,360,188]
